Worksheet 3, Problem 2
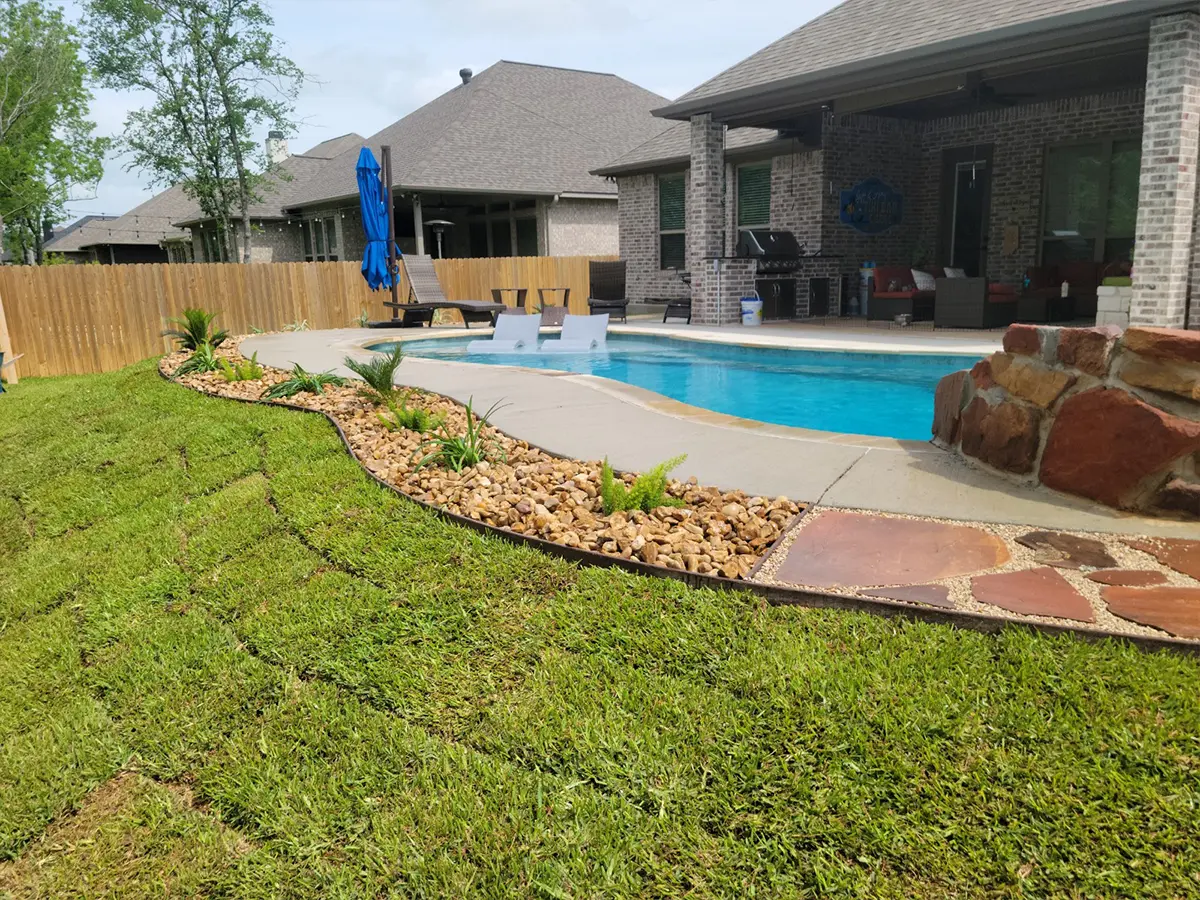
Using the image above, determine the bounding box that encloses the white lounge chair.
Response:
[540,314,609,353]
[466,314,542,354]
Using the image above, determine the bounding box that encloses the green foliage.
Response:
[600,454,687,515]
[173,343,220,376]
[84,0,303,262]
[0,0,108,264]
[377,391,442,435]
[163,308,228,350]
[354,309,370,328]
[343,347,404,404]
[413,397,507,472]
[217,352,262,383]
[283,320,309,332]
[262,363,344,400]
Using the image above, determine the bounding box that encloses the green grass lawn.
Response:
[1,362,1198,899]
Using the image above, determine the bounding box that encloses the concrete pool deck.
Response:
[240,326,1199,539]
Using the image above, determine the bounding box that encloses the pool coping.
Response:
[357,329,939,453]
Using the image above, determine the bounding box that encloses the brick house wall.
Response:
[546,197,619,256]
[617,88,1153,308]
[617,171,692,303]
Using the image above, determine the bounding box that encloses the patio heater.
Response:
[425,219,455,259]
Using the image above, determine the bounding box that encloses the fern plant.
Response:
[343,347,404,403]
[174,343,221,376]
[218,352,264,383]
[413,398,507,472]
[378,391,443,434]
[263,364,345,400]
[600,454,687,515]
[164,308,228,350]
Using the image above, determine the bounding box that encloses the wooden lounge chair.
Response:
[587,261,628,322]
[380,254,506,328]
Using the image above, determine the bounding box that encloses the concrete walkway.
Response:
[240,327,1198,538]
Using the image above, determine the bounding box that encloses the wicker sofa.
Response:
[868,266,944,321]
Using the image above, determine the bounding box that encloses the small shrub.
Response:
[413,397,507,472]
[164,308,228,350]
[218,352,264,383]
[600,454,687,514]
[354,309,371,328]
[283,320,309,332]
[343,347,404,403]
[174,343,221,376]
[378,391,443,434]
[263,364,344,400]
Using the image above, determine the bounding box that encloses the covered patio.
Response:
[603,1,1200,331]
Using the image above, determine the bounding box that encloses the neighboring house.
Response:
[596,0,1200,331]
[42,209,171,264]
[286,60,673,260]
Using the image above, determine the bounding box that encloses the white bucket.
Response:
[740,297,763,327]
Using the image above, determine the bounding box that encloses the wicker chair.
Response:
[587,260,628,322]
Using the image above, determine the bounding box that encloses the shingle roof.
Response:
[664,0,1176,113]
[593,122,783,176]
[45,186,195,251]
[291,61,674,207]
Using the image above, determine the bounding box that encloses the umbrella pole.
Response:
[381,144,399,312]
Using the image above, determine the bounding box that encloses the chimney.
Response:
[459,67,473,85]
[266,130,289,165]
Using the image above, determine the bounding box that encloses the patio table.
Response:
[491,287,528,311]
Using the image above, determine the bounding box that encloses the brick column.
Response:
[1132,12,1200,329]
[688,114,733,324]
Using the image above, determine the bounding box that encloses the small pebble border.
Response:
[161,339,802,580]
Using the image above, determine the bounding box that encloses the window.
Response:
[166,241,193,263]
[658,173,685,269]
[304,216,339,261]
[200,227,227,262]
[515,217,538,256]
[1041,138,1141,265]
[737,162,772,230]
[490,219,512,257]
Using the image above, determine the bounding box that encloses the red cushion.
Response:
[873,291,917,300]
[873,266,914,292]
[988,283,1018,296]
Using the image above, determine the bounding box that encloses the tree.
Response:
[0,0,106,263]
[85,0,302,263]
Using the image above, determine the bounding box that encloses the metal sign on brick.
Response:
[840,178,904,234]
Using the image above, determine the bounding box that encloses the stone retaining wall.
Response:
[933,325,1200,518]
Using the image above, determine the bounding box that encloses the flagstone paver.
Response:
[862,584,955,609]
[1086,570,1170,587]
[971,568,1095,622]
[772,511,1010,589]
[1016,531,1118,570]
[1124,538,1200,581]
[1102,586,1200,639]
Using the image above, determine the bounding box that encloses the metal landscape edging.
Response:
[161,366,1200,657]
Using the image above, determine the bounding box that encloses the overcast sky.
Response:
[59,0,840,221]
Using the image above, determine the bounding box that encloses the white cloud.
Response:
[59,0,840,221]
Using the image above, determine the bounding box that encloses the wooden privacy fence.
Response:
[0,255,614,378]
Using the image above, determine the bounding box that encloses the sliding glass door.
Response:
[1041,137,1141,266]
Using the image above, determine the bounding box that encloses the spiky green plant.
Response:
[163,308,228,350]
[343,347,404,403]
[218,352,264,383]
[600,454,688,515]
[263,364,345,400]
[378,391,443,434]
[413,397,507,472]
[283,320,309,332]
[174,343,221,376]
[354,309,371,328]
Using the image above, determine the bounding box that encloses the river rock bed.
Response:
[161,340,802,579]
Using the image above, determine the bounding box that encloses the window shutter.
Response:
[737,163,772,228]
[658,175,685,231]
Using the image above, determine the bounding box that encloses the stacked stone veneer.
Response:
[933,324,1200,518]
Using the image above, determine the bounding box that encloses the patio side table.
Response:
[491,287,528,311]
[537,287,570,311]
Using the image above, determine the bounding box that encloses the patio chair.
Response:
[934,277,1018,329]
[540,313,609,353]
[380,254,506,328]
[466,314,541,354]
[587,261,628,322]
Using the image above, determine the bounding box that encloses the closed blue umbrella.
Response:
[356,147,395,291]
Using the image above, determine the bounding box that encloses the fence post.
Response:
[0,284,16,384]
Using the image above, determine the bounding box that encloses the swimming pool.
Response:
[370,334,979,441]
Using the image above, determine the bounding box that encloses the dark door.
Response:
[938,147,993,278]
[809,277,830,317]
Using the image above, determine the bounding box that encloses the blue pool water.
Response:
[371,334,979,441]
